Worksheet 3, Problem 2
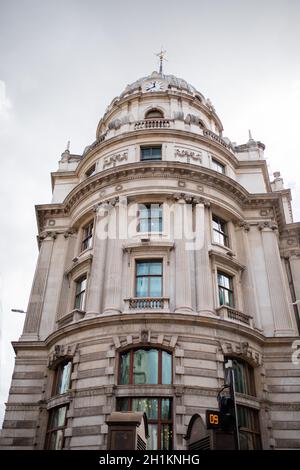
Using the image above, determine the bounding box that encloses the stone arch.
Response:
[185,414,211,450]
[144,107,164,119]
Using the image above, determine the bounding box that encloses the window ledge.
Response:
[57,309,85,327]
[46,392,71,410]
[64,252,93,277]
[123,240,174,253]
[209,249,245,271]
[211,241,233,255]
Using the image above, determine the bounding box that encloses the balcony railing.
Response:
[203,129,231,150]
[134,119,171,130]
[216,305,252,326]
[124,297,170,311]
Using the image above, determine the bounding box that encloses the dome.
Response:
[120,70,204,98]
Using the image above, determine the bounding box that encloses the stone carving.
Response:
[63,228,77,238]
[220,341,262,366]
[174,148,202,163]
[238,221,250,231]
[48,344,78,368]
[258,221,278,231]
[103,151,128,169]
[141,329,150,343]
[173,193,210,206]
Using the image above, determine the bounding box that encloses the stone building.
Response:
[1,69,300,450]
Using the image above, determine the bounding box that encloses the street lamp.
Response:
[11,309,26,313]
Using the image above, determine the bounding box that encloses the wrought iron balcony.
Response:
[216,305,253,326]
[124,297,170,312]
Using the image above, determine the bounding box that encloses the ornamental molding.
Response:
[48,343,78,368]
[220,341,262,366]
[36,163,285,233]
[258,221,278,231]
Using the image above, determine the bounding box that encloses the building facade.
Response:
[1,70,300,450]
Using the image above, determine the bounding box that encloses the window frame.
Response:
[212,215,229,247]
[116,397,173,450]
[137,203,163,233]
[211,157,225,174]
[140,146,162,161]
[81,220,94,252]
[119,347,172,385]
[135,259,163,298]
[74,274,87,310]
[52,360,72,396]
[45,405,68,450]
[217,270,234,307]
[237,405,261,450]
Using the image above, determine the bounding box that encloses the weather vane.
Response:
[155,48,167,74]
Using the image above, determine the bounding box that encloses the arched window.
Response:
[145,108,164,119]
[119,348,172,384]
[225,357,256,396]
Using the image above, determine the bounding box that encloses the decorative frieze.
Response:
[174,147,202,163]
[220,341,262,366]
[48,344,78,368]
[103,152,128,169]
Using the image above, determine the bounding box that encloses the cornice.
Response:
[36,162,285,234]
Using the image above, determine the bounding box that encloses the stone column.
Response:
[289,252,300,305]
[85,204,109,317]
[194,201,214,315]
[56,230,77,320]
[260,224,297,336]
[102,198,123,315]
[174,196,194,313]
[235,223,262,329]
[22,232,55,340]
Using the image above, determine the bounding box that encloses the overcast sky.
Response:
[0,0,300,426]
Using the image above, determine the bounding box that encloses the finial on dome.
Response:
[155,47,167,74]
[61,140,71,162]
[248,129,254,141]
[66,140,70,151]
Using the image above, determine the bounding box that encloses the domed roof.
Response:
[119,71,205,101]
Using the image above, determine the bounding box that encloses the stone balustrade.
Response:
[134,119,171,130]
[216,305,253,326]
[124,297,170,311]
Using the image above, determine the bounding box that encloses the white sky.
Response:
[0,0,300,426]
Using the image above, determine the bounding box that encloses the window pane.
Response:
[136,262,149,275]
[218,273,230,289]
[149,262,162,275]
[136,277,148,297]
[148,424,158,450]
[149,277,162,297]
[51,406,67,429]
[57,361,72,394]
[161,424,172,450]
[162,352,172,384]
[161,398,172,419]
[133,349,158,384]
[139,219,149,232]
[132,398,158,420]
[120,352,130,384]
[49,429,64,450]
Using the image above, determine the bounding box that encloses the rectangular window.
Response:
[81,220,94,251]
[138,203,163,232]
[141,146,162,161]
[116,398,172,450]
[212,158,225,174]
[237,406,261,450]
[136,260,162,297]
[45,405,68,450]
[218,271,234,307]
[53,361,72,396]
[74,275,87,310]
[213,215,228,246]
[225,358,256,396]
